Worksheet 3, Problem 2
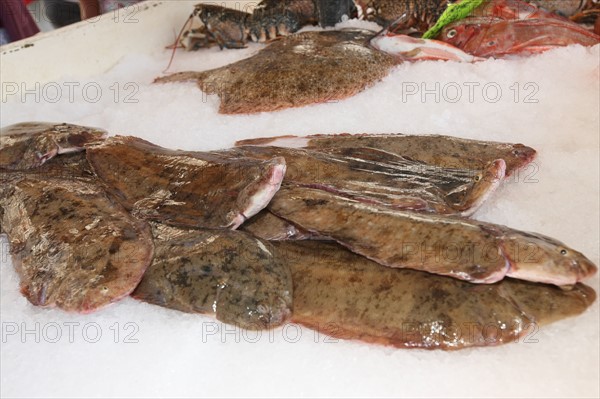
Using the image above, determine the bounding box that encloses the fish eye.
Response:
[446,29,457,39]
[487,41,496,46]
[560,249,568,255]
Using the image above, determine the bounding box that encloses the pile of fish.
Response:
[0,122,597,349]
[158,0,600,114]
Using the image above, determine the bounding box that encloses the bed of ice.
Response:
[1,20,599,398]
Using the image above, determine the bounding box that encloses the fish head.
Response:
[500,230,598,287]
[441,17,600,58]
[458,159,506,216]
[229,157,287,229]
[509,143,537,166]
[439,19,485,49]
[215,237,293,330]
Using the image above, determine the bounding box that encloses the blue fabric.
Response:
[0,28,11,45]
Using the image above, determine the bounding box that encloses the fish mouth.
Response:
[501,232,598,287]
[572,254,598,281]
[511,144,537,164]
[230,157,287,229]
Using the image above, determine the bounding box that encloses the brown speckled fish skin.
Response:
[86,136,286,229]
[269,186,597,286]
[0,122,107,171]
[132,224,293,330]
[270,186,508,283]
[154,30,397,114]
[235,133,537,177]
[240,209,316,240]
[275,240,596,350]
[0,176,154,313]
[218,145,504,216]
[0,152,97,183]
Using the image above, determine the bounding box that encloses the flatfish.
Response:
[275,240,596,350]
[132,224,293,330]
[240,209,316,241]
[155,30,397,114]
[269,186,597,286]
[0,122,106,171]
[235,133,537,177]
[0,176,154,313]
[218,145,505,216]
[86,136,286,229]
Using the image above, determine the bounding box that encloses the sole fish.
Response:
[219,146,505,216]
[269,186,597,286]
[86,136,286,229]
[240,209,316,241]
[132,224,293,330]
[275,240,596,350]
[235,133,537,177]
[155,30,397,114]
[0,122,107,171]
[0,176,154,313]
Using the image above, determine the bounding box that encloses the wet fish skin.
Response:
[270,186,510,283]
[0,176,154,313]
[275,240,595,350]
[235,133,537,177]
[219,145,503,216]
[269,186,597,286]
[370,33,481,62]
[235,158,287,226]
[317,146,506,217]
[1,152,97,183]
[439,17,600,58]
[496,229,598,287]
[155,30,397,114]
[132,224,293,330]
[85,136,286,229]
[240,209,316,240]
[0,122,107,171]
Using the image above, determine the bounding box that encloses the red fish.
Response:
[439,17,599,58]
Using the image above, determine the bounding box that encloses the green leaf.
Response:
[422,0,487,39]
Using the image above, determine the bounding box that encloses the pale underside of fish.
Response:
[274,240,595,350]
[155,30,397,114]
[235,133,537,177]
[269,186,597,286]
[0,176,154,313]
[86,136,286,229]
[217,145,505,216]
[0,122,107,171]
[132,224,293,330]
